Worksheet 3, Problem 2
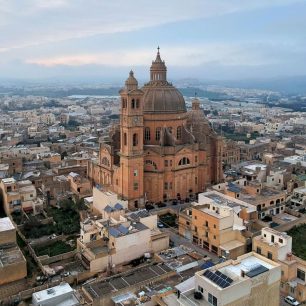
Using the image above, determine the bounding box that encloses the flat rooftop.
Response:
[201,254,275,290]
[83,264,172,299]
[198,191,256,213]
[0,245,25,267]
[0,217,15,232]
[1,177,16,184]
[32,282,79,305]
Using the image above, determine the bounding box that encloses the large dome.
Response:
[142,84,186,114]
[141,48,187,114]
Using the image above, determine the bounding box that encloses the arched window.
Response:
[131,99,135,109]
[101,157,110,167]
[133,133,138,146]
[144,127,150,141]
[155,127,161,141]
[124,133,127,146]
[179,157,190,166]
[145,160,157,170]
[177,126,182,140]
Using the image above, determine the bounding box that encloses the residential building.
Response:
[77,210,169,272]
[0,217,27,285]
[32,282,79,306]
[179,191,255,259]
[177,252,281,306]
[253,227,306,302]
[0,177,43,214]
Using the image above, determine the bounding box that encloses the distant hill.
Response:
[208,76,306,95]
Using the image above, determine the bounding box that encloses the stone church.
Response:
[88,49,223,209]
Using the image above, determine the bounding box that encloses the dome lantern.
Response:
[150,46,167,82]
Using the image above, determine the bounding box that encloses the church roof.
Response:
[142,48,187,114]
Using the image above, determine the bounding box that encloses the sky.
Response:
[0,0,306,82]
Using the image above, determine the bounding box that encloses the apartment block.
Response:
[253,227,306,302]
[177,252,281,306]
[179,191,255,259]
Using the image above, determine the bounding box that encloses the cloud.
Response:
[26,42,295,68]
[0,0,303,53]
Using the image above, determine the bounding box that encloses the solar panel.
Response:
[219,280,228,288]
[226,277,233,284]
[109,227,121,238]
[246,265,269,278]
[203,269,233,289]
[118,225,129,235]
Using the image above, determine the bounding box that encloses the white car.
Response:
[284,296,300,306]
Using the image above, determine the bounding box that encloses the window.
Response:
[133,182,138,191]
[194,226,198,232]
[194,216,197,220]
[195,177,198,185]
[170,160,173,167]
[178,157,190,166]
[164,182,168,190]
[297,269,305,281]
[133,170,138,177]
[198,286,203,293]
[145,160,158,170]
[186,221,190,226]
[164,160,168,167]
[124,133,127,146]
[122,98,127,108]
[144,127,150,141]
[131,99,136,109]
[205,231,208,237]
[156,127,161,141]
[176,126,182,140]
[205,221,209,227]
[279,238,283,243]
[133,133,138,146]
[268,252,273,260]
[213,235,216,240]
[208,293,217,306]
[214,224,216,229]
[195,156,198,162]
[271,235,275,243]
[256,247,261,255]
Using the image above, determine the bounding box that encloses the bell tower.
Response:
[119,71,144,209]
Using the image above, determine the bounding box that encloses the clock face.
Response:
[133,116,139,124]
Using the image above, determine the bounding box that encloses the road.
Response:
[160,227,220,263]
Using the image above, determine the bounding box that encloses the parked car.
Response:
[145,203,154,210]
[156,202,167,208]
[284,296,300,306]
[172,200,178,205]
